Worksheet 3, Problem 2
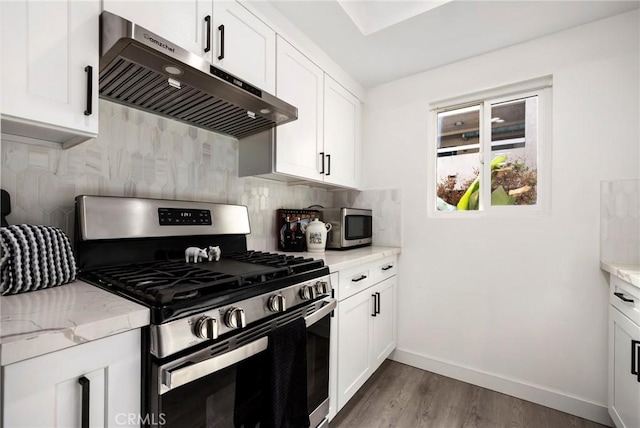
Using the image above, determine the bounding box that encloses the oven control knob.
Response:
[268,294,287,312]
[299,284,317,301]
[225,307,246,329]
[194,317,218,340]
[315,281,330,295]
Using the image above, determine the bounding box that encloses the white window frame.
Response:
[427,76,553,218]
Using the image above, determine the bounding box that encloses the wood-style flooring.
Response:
[330,360,607,428]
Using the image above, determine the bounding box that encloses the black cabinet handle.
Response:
[78,376,90,428]
[319,152,325,174]
[84,66,92,116]
[326,154,331,176]
[614,292,634,303]
[382,265,393,271]
[375,292,381,314]
[218,24,225,60]
[632,340,640,382]
[204,16,211,53]
[352,275,367,282]
[371,294,377,317]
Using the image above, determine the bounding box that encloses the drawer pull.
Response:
[381,265,393,271]
[614,292,634,303]
[352,275,367,282]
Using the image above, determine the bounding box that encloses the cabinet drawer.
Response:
[370,256,397,283]
[338,263,373,301]
[611,275,640,326]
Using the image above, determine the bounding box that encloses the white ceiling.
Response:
[266,0,640,88]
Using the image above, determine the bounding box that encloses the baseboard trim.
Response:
[390,348,613,427]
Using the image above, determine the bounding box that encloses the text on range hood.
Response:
[99,11,297,139]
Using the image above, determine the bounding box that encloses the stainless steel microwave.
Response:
[320,208,372,249]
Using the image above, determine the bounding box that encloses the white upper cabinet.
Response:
[212,1,276,94]
[275,36,325,181]
[323,75,362,188]
[102,1,275,93]
[102,0,213,61]
[1,0,99,148]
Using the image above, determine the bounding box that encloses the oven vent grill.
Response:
[99,58,275,139]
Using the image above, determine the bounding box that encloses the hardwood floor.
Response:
[330,360,607,428]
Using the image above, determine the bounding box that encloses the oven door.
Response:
[150,297,336,428]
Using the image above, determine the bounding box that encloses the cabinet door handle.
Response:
[78,376,90,428]
[381,265,393,271]
[326,154,331,176]
[371,294,377,317]
[218,24,225,60]
[375,291,381,314]
[83,66,92,116]
[352,275,367,282]
[319,152,325,174]
[204,16,211,53]
[614,292,634,303]
[632,340,640,382]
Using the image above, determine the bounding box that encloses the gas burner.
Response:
[84,261,242,305]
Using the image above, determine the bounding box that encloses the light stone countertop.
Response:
[600,261,640,289]
[0,247,400,365]
[0,280,150,366]
[281,246,401,273]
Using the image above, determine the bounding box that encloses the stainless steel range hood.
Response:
[99,11,297,139]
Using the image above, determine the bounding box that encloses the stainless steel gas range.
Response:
[74,196,335,428]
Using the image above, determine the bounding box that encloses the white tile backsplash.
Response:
[1,100,334,251]
[601,179,640,264]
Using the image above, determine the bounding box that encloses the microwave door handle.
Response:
[161,337,268,394]
[305,297,337,327]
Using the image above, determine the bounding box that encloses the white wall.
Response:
[361,10,639,425]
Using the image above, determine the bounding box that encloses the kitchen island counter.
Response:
[601,261,640,289]
[0,281,150,365]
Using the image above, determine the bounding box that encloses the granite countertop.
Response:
[601,261,640,288]
[0,280,150,366]
[282,246,401,272]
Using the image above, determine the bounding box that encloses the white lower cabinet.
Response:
[608,275,640,428]
[3,329,141,428]
[330,257,397,419]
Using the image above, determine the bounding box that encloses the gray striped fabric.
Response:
[0,225,77,295]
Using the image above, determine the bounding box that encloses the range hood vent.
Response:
[99,11,297,139]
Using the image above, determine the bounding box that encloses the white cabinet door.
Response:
[336,289,373,411]
[3,330,141,428]
[212,1,275,93]
[275,36,324,182]
[323,75,362,188]
[103,0,213,61]
[609,306,640,428]
[1,0,99,145]
[371,277,396,370]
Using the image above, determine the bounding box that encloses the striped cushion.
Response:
[0,225,77,295]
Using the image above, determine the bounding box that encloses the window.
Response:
[429,77,552,214]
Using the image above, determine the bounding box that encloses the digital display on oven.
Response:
[158,208,212,226]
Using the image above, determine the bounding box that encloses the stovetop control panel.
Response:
[158,208,212,226]
[150,275,332,358]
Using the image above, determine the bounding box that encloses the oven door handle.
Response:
[306,297,337,327]
[161,336,268,393]
[160,297,337,394]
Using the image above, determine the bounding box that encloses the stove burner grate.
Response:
[84,261,242,304]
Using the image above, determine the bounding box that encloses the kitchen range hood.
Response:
[99,11,297,139]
